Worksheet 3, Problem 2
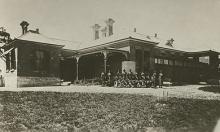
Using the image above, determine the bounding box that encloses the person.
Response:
[140,72,145,87]
[158,71,163,88]
[107,70,111,86]
[128,69,133,80]
[122,69,127,79]
[114,70,120,87]
[151,72,156,88]
[145,72,150,87]
[100,72,105,86]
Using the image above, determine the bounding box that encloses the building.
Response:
[1,19,220,87]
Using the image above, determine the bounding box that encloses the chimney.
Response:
[92,24,101,40]
[36,28,39,34]
[105,18,115,36]
[134,28,137,32]
[101,27,107,38]
[20,21,29,35]
[154,33,158,38]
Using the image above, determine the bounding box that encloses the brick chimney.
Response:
[101,27,107,38]
[133,28,137,32]
[105,18,115,36]
[92,24,101,40]
[20,21,29,35]
[36,28,39,34]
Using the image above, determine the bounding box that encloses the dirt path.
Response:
[0,85,220,100]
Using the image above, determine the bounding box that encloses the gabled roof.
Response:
[187,50,220,56]
[15,31,82,49]
[9,29,219,55]
[74,30,160,51]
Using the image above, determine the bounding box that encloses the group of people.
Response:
[100,69,163,88]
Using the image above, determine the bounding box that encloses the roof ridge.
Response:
[39,33,85,45]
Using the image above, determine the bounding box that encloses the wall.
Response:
[17,76,60,87]
[16,41,62,87]
[129,40,154,72]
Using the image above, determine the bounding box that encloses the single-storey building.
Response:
[1,19,220,87]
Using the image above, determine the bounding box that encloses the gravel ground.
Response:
[0,84,220,100]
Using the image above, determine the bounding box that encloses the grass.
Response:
[199,85,220,94]
[0,91,220,132]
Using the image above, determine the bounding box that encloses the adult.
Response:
[100,72,105,86]
[158,70,163,88]
[107,70,111,86]
[151,72,156,88]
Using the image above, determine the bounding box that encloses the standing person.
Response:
[100,72,105,86]
[151,71,156,88]
[141,72,145,87]
[114,70,120,87]
[107,70,111,86]
[158,71,163,88]
[145,72,150,87]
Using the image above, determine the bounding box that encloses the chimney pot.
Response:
[101,27,107,37]
[105,18,115,36]
[20,21,29,35]
[92,24,101,40]
[134,28,137,32]
[36,28,39,33]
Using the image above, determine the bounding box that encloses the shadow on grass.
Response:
[199,85,220,94]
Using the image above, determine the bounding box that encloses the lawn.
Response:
[0,91,220,132]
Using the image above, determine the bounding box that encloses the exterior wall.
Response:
[151,48,196,83]
[209,53,219,78]
[128,41,213,83]
[129,40,154,72]
[4,48,18,87]
[0,55,6,87]
[16,41,62,87]
[17,76,60,87]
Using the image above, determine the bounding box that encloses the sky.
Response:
[1,0,220,51]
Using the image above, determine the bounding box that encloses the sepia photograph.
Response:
[0,0,220,131]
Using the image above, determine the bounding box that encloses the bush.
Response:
[207,79,220,85]
[199,86,220,94]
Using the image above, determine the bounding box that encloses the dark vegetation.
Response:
[0,91,220,132]
[199,85,220,94]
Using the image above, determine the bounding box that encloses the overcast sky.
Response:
[1,0,220,51]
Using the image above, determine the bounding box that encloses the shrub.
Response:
[207,79,220,85]
[199,86,220,94]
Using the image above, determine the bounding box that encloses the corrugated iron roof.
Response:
[16,31,82,49]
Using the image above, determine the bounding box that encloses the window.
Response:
[6,53,10,71]
[199,56,209,64]
[34,50,49,71]
[188,57,193,59]
[175,60,183,66]
[164,59,169,65]
[5,48,16,72]
[155,58,158,64]
[158,59,164,64]
[11,49,16,69]
[169,60,174,65]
